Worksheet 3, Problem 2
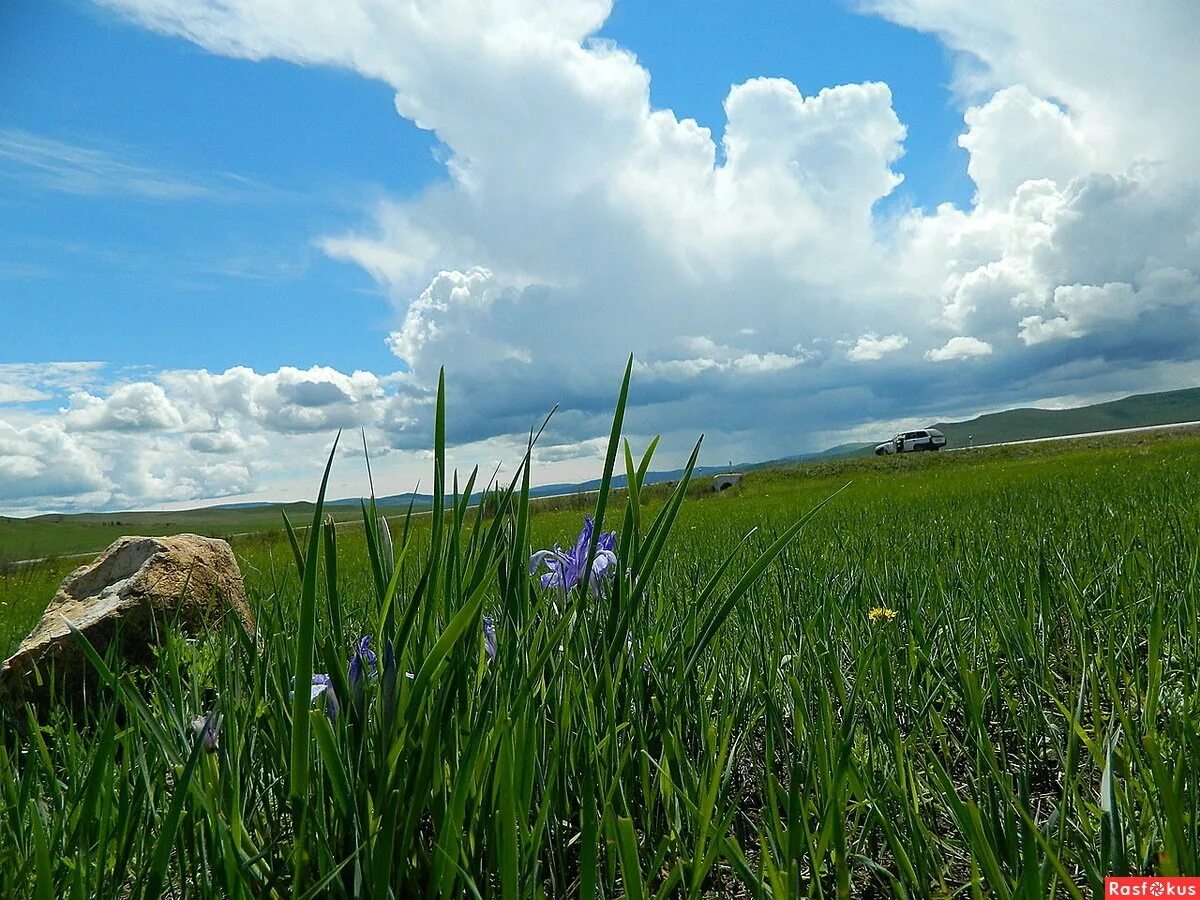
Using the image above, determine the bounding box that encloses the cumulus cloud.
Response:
[385,267,530,368]
[903,169,1200,361]
[0,363,431,513]
[846,333,909,362]
[156,365,399,434]
[0,419,110,508]
[187,430,261,454]
[958,86,1093,208]
[861,0,1200,174]
[3,0,1196,511]
[65,382,186,432]
[925,336,993,361]
[1018,272,1200,345]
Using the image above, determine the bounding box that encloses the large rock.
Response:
[0,534,251,691]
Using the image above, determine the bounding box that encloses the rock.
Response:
[0,534,251,691]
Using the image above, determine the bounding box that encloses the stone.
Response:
[0,534,251,691]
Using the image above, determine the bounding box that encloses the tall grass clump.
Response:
[1,359,1198,897]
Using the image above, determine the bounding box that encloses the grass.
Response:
[0,502,370,566]
[1,367,1198,896]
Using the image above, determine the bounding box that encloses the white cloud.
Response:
[534,436,608,464]
[187,430,261,454]
[635,336,810,381]
[1018,271,1200,345]
[731,352,804,374]
[847,333,908,362]
[896,163,1200,374]
[385,267,532,368]
[65,382,186,432]
[861,0,1200,175]
[958,86,1093,207]
[0,419,110,508]
[0,384,48,404]
[925,336,993,361]
[0,363,430,512]
[157,365,399,434]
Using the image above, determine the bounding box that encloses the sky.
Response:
[1,0,1198,515]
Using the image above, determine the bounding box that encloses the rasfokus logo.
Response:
[1106,877,1200,896]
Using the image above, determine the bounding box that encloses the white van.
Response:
[874,428,947,455]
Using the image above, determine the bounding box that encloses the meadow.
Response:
[1,370,1198,897]
[0,502,372,569]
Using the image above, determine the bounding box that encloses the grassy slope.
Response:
[932,385,1200,447]
[0,503,367,564]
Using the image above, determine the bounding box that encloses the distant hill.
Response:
[810,441,878,458]
[930,386,1200,449]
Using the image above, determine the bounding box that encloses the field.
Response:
[1,382,1199,897]
[0,502,372,568]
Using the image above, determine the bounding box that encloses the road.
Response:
[949,419,1200,451]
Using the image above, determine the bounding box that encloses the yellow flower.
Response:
[868,606,898,623]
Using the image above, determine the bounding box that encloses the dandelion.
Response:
[868,606,898,623]
[348,635,378,687]
[530,515,618,596]
[483,615,497,661]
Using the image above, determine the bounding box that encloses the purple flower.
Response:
[191,713,222,752]
[348,635,378,687]
[530,515,618,597]
[292,674,339,720]
[483,616,497,660]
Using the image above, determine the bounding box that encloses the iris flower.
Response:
[348,635,378,687]
[530,515,618,596]
[291,636,387,724]
[191,713,222,752]
[483,616,497,660]
[292,673,340,720]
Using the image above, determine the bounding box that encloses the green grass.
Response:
[2,372,1199,897]
[0,502,370,565]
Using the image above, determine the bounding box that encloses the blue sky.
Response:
[2,0,431,375]
[1,0,1197,513]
